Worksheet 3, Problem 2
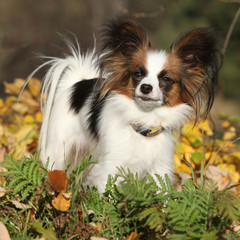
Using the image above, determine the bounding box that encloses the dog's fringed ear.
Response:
[99,16,150,60]
[170,28,222,120]
[97,16,151,97]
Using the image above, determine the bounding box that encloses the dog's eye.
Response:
[159,76,174,83]
[133,66,146,80]
[162,77,171,82]
[134,71,142,77]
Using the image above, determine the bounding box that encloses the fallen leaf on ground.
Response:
[0,221,11,240]
[89,222,102,233]
[205,165,234,190]
[125,232,138,240]
[90,237,108,240]
[0,186,7,198]
[0,166,7,184]
[28,78,41,98]
[223,127,236,141]
[3,78,25,95]
[222,121,230,128]
[52,191,71,212]
[48,170,69,192]
[0,166,7,173]
[30,220,57,240]
[11,200,32,210]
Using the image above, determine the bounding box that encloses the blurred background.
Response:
[0,0,239,116]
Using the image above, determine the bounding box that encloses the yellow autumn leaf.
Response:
[14,125,37,141]
[174,154,182,165]
[0,99,4,108]
[6,96,17,107]
[221,163,236,171]
[28,78,41,98]
[0,135,8,146]
[222,121,230,128]
[35,112,43,123]
[19,90,39,109]
[222,154,233,163]
[200,120,210,130]
[174,152,195,174]
[52,191,71,212]
[0,126,3,137]
[13,114,22,124]
[223,127,236,141]
[20,89,32,99]
[24,115,35,124]
[199,120,213,136]
[9,142,28,160]
[13,78,25,88]
[3,78,25,95]
[175,142,195,154]
[204,152,219,164]
[185,153,196,166]
[174,162,192,174]
[12,103,28,114]
[232,152,240,159]
[181,122,201,136]
[217,163,240,183]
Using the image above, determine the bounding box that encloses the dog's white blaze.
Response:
[135,51,168,111]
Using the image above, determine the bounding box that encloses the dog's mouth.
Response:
[137,96,160,102]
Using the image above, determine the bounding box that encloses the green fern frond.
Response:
[216,191,240,222]
[1,154,47,202]
[12,180,30,195]
[8,175,25,189]
[28,160,39,180]
[21,186,34,201]
[138,206,166,231]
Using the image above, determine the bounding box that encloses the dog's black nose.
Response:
[140,84,153,94]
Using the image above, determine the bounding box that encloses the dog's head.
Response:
[98,16,222,119]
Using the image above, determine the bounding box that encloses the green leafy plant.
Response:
[0,153,240,239]
[1,153,47,201]
[84,167,240,239]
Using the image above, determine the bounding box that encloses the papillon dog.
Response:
[33,16,221,193]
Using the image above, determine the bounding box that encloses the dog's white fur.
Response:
[38,45,192,193]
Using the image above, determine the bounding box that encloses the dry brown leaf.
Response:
[28,78,41,98]
[0,221,11,240]
[205,165,234,190]
[90,237,108,240]
[0,146,7,163]
[125,232,138,240]
[0,166,7,173]
[89,222,102,234]
[62,192,71,200]
[0,166,7,184]
[19,89,39,110]
[52,191,71,212]
[0,186,7,198]
[12,102,28,114]
[11,200,32,210]
[48,170,69,192]
[3,78,25,95]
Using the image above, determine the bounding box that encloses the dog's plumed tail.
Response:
[35,43,98,169]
